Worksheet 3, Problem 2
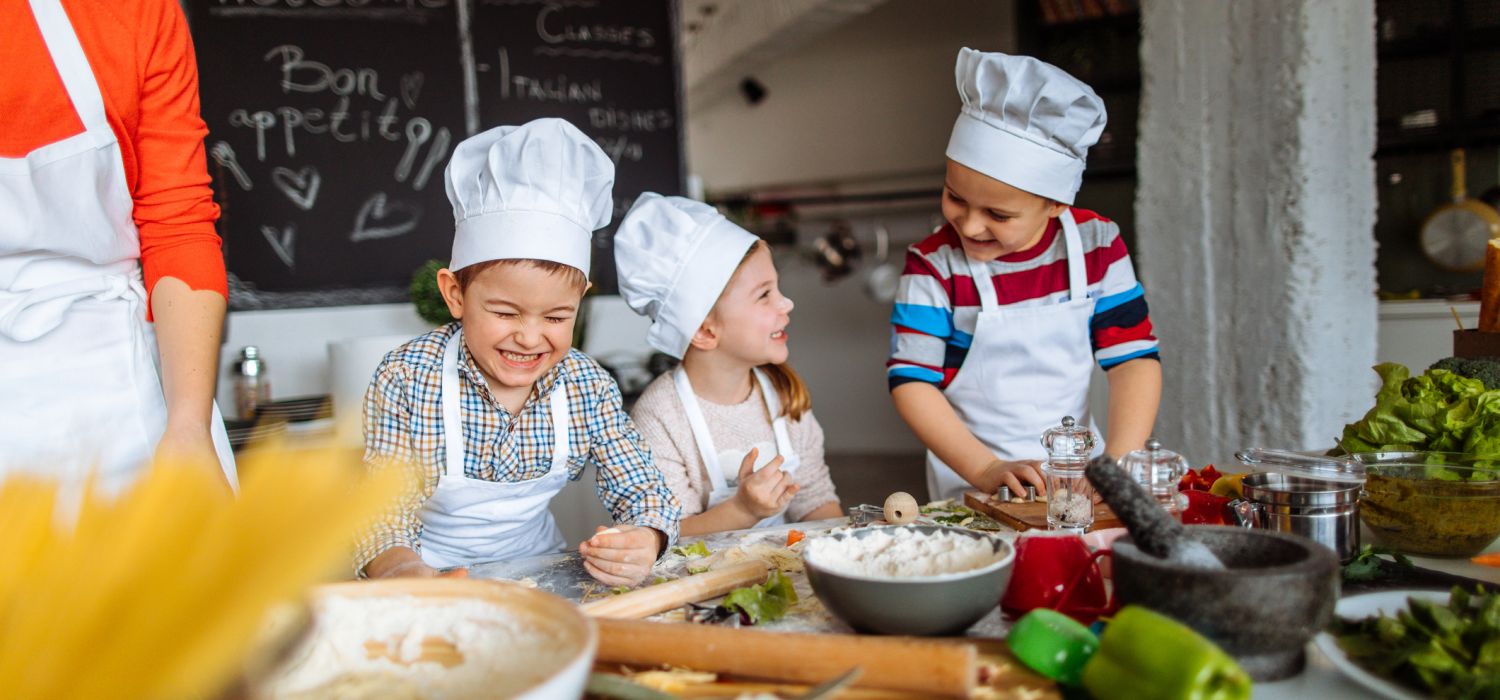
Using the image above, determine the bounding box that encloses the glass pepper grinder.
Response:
[232,346,271,421]
[1041,415,1097,532]
[1118,437,1191,517]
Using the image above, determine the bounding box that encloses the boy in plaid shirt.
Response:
[357,119,679,585]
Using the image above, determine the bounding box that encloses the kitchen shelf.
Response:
[1378,124,1500,157]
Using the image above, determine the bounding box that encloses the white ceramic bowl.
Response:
[254,578,596,700]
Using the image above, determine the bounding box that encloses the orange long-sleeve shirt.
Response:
[1,0,228,304]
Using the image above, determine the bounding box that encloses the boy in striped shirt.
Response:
[889,49,1162,502]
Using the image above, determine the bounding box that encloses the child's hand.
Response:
[366,549,469,579]
[579,525,663,587]
[731,448,797,519]
[979,459,1046,498]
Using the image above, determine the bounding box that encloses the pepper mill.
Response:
[1041,416,1096,531]
[232,346,271,421]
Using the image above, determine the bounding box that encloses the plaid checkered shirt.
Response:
[354,323,681,574]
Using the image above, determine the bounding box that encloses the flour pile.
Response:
[805,528,1005,578]
[258,595,576,700]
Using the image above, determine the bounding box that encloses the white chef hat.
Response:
[945,48,1107,205]
[444,118,614,275]
[615,193,760,359]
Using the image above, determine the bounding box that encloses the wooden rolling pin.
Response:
[581,559,770,619]
[595,618,976,698]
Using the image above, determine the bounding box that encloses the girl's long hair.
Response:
[732,241,811,421]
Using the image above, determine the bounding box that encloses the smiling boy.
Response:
[888,49,1163,502]
[356,118,680,585]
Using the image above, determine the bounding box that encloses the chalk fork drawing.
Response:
[412,127,451,191]
[271,166,322,211]
[351,192,421,242]
[260,223,296,268]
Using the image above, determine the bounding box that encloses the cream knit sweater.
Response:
[629,372,839,522]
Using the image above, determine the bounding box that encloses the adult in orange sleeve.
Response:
[0,0,237,491]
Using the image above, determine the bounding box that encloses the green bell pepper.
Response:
[1006,608,1099,686]
[1081,606,1251,700]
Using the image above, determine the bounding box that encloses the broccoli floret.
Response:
[1431,357,1467,375]
[1429,356,1500,391]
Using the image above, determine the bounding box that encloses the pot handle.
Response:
[1226,498,1258,528]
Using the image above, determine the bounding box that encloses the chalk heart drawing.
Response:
[260,223,296,268]
[400,72,424,110]
[351,192,420,242]
[270,166,321,211]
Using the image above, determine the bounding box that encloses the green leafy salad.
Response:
[1332,587,1500,699]
[1339,363,1500,474]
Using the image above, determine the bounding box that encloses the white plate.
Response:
[1312,590,1451,700]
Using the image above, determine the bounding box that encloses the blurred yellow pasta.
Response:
[0,443,403,699]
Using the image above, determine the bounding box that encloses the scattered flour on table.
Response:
[805,528,1004,578]
[258,595,573,700]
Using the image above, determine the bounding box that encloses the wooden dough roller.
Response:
[581,559,771,619]
[594,618,976,698]
[579,558,975,696]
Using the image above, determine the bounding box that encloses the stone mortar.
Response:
[1110,526,1339,681]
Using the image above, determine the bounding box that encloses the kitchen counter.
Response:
[469,518,1500,698]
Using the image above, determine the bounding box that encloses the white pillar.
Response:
[1135,0,1377,459]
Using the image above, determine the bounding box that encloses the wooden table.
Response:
[469,517,1500,699]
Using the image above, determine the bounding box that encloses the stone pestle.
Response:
[1085,454,1225,571]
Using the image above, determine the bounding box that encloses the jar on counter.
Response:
[232,346,271,421]
[1041,415,1097,532]
[1118,437,1191,516]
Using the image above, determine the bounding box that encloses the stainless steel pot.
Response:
[1230,473,1361,562]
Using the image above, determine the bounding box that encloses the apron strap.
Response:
[963,254,1000,313]
[546,373,569,472]
[1060,210,1088,301]
[751,367,796,467]
[441,329,572,480]
[965,212,1089,309]
[0,270,140,342]
[28,0,113,142]
[672,367,728,492]
[440,328,465,478]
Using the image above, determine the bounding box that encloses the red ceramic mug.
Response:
[1000,531,1116,624]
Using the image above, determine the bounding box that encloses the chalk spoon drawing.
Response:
[351,192,421,242]
[210,141,253,190]
[271,166,322,211]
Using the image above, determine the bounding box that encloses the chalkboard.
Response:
[188,0,683,309]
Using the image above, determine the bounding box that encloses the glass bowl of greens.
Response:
[1353,452,1500,557]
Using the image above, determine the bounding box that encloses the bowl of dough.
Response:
[802,525,1014,636]
[250,578,596,700]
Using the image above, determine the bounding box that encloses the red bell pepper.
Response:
[1179,489,1230,525]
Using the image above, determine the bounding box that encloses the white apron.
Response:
[673,366,800,528]
[418,329,570,568]
[0,0,236,494]
[926,211,1102,502]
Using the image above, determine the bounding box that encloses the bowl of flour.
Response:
[253,578,595,700]
[802,525,1014,636]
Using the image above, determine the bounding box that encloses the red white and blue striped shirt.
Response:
[887,209,1160,391]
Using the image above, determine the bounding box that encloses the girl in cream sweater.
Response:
[615,194,842,535]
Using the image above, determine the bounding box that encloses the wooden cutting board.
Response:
[964,491,1122,532]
